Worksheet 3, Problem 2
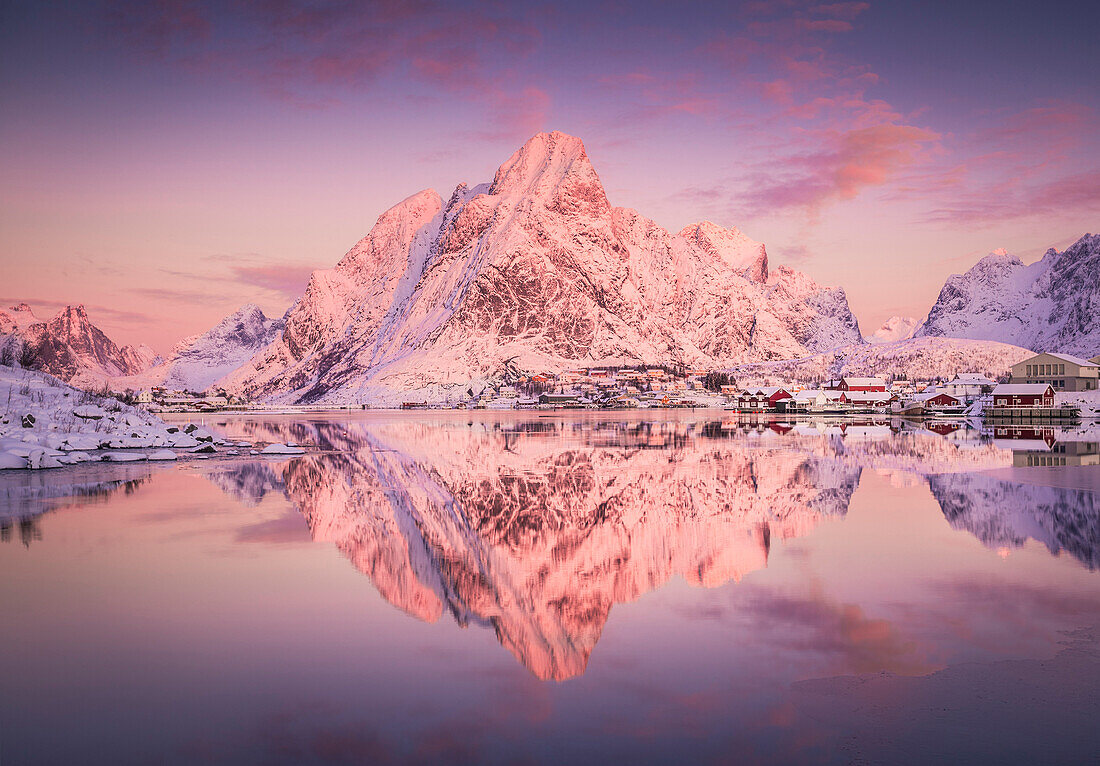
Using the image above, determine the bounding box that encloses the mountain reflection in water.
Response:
[189,415,1100,680]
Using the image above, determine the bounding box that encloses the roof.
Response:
[792,389,843,400]
[842,377,887,386]
[844,392,893,402]
[1027,352,1098,367]
[909,391,960,403]
[949,374,995,384]
[993,384,1054,395]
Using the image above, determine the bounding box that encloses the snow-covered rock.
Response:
[0,365,203,469]
[865,315,919,344]
[915,234,1100,356]
[726,336,1033,384]
[221,131,864,406]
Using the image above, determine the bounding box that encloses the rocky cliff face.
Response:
[0,304,159,386]
[915,234,1100,355]
[222,132,864,405]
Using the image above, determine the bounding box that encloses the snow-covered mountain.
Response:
[866,315,918,344]
[915,234,1100,356]
[120,304,285,393]
[222,131,864,405]
[0,304,160,387]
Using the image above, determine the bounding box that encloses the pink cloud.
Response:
[230,263,316,298]
[745,123,940,212]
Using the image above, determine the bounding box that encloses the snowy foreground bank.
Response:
[0,365,303,470]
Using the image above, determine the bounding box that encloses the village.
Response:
[127,350,1100,420]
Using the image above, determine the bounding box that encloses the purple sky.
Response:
[1,0,1098,350]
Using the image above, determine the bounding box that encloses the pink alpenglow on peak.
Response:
[915,233,1100,356]
[0,303,161,387]
[222,131,864,406]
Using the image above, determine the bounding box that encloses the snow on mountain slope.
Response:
[726,335,1032,384]
[915,234,1100,355]
[223,131,864,405]
[0,304,160,388]
[866,315,918,344]
[111,304,285,393]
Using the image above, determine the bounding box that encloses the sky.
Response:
[1,0,1098,351]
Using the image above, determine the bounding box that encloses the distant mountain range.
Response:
[0,304,159,388]
[914,234,1100,356]
[865,315,919,344]
[1,134,1095,401]
[113,304,285,393]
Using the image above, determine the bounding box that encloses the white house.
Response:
[940,374,996,401]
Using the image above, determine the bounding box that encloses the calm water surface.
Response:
[2,412,1099,765]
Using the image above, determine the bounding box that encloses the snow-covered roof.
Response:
[909,391,959,403]
[992,439,1051,452]
[1033,352,1098,368]
[993,383,1053,395]
[842,377,887,386]
[844,392,893,402]
[948,374,995,384]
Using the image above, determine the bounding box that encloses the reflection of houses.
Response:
[1012,441,1100,467]
[1010,352,1099,391]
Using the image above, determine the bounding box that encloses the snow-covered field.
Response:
[0,365,303,469]
[725,336,1033,385]
[1058,389,1100,420]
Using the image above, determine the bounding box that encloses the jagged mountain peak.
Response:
[488,130,609,216]
[1,302,156,385]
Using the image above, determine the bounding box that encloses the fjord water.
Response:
[2,413,1098,765]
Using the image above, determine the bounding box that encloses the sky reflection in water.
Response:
[1,413,1098,765]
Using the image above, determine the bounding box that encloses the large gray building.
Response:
[1010,352,1099,391]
